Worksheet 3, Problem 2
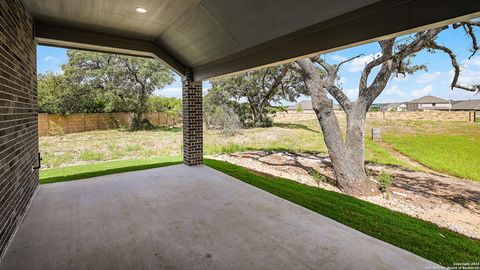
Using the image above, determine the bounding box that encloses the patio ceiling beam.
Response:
[35,22,187,76]
[193,0,480,81]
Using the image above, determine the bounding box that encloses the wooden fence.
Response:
[38,112,179,136]
[367,110,474,122]
[276,110,476,122]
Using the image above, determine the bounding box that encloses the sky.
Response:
[37,25,480,105]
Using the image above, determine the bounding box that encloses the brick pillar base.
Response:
[182,69,203,166]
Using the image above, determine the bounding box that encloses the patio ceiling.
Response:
[23,0,480,80]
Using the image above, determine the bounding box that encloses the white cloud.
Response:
[410,85,433,98]
[451,67,480,86]
[153,87,182,98]
[344,88,358,100]
[385,85,405,97]
[347,53,382,72]
[462,55,480,68]
[331,55,347,61]
[42,56,58,62]
[416,71,443,84]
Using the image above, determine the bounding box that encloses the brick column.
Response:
[182,69,203,165]
[0,0,38,258]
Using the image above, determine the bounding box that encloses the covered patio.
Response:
[1,0,480,268]
[0,165,436,269]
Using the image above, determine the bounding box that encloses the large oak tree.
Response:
[295,21,480,195]
[63,50,175,130]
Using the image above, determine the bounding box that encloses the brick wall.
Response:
[0,0,38,258]
[182,70,203,165]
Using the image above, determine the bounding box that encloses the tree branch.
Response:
[359,27,447,107]
[358,39,395,98]
[260,67,288,107]
[335,54,364,73]
[428,42,480,92]
[453,22,480,59]
[295,59,332,111]
[312,56,352,111]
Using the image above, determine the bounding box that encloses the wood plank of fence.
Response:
[38,112,175,136]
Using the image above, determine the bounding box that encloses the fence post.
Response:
[65,115,69,134]
[45,113,49,136]
[95,113,99,130]
[82,113,86,132]
[372,128,382,142]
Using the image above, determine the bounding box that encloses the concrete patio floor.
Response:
[0,165,439,270]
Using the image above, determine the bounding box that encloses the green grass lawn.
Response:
[40,156,182,184]
[384,135,480,181]
[364,139,416,169]
[204,159,480,266]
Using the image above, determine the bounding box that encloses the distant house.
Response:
[288,100,340,113]
[451,99,480,111]
[381,103,407,112]
[407,95,451,111]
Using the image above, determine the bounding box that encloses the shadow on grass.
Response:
[206,142,325,156]
[120,125,182,133]
[154,125,182,132]
[41,161,182,184]
[233,151,338,186]
[273,122,321,133]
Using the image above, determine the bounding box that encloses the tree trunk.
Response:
[296,59,377,196]
[345,102,367,172]
[250,102,268,127]
[130,92,150,131]
[315,103,375,196]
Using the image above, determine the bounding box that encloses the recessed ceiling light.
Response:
[135,7,147,13]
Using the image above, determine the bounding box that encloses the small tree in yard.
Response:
[64,50,175,130]
[204,84,242,134]
[295,21,480,195]
[211,64,307,127]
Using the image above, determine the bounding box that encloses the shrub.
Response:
[130,117,155,131]
[253,116,273,128]
[312,170,327,187]
[377,171,393,198]
[209,106,242,135]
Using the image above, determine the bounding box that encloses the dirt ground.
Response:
[210,151,480,239]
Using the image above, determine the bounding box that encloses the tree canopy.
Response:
[208,64,307,127]
[38,49,177,130]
